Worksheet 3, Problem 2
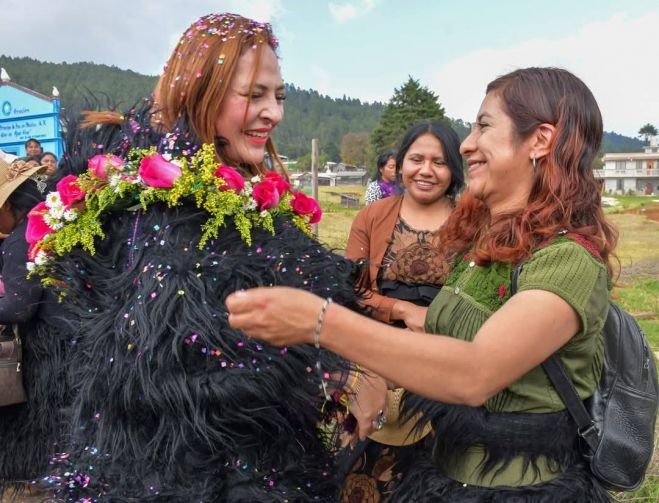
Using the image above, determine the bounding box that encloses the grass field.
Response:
[316,186,659,500]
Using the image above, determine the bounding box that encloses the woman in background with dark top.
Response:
[346,121,463,329]
[341,120,464,501]
[365,150,400,205]
[39,152,58,177]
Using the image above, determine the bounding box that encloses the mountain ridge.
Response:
[0,55,645,160]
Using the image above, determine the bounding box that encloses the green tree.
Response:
[638,123,658,144]
[322,141,341,162]
[370,77,447,156]
[340,132,370,166]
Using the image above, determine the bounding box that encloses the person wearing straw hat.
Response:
[0,158,72,499]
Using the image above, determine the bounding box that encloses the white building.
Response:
[595,137,659,195]
[292,162,368,187]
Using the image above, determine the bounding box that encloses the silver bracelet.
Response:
[314,298,333,401]
[314,298,333,349]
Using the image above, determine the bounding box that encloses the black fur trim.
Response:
[401,396,580,480]
[0,318,73,487]
[391,450,610,502]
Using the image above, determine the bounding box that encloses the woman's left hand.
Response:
[226,287,324,346]
[347,371,388,442]
[392,300,428,332]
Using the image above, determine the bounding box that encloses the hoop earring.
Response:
[532,154,537,169]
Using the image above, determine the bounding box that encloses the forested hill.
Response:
[0,55,644,160]
[0,55,384,159]
[601,131,644,153]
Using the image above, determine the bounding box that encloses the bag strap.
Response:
[511,262,599,453]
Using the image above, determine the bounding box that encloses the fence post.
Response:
[311,138,319,236]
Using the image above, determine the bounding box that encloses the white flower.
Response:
[161,153,172,161]
[244,199,258,211]
[26,261,36,272]
[34,251,49,266]
[250,176,260,184]
[109,174,121,188]
[49,204,65,219]
[45,192,62,208]
[43,213,62,229]
[63,209,78,221]
[50,221,64,231]
[259,210,269,218]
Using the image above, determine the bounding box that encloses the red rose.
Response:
[88,154,125,179]
[56,175,86,207]
[263,171,290,195]
[25,202,52,244]
[214,164,245,193]
[138,153,182,188]
[290,192,322,224]
[252,180,280,210]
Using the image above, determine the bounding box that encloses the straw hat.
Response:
[0,157,47,208]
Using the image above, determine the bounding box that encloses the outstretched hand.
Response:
[226,286,325,346]
[228,287,390,444]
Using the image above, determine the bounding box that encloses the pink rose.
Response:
[138,153,182,188]
[56,175,86,207]
[263,171,290,195]
[88,154,125,179]
[290,192,322,224]
[25,202,52,244]
[252,180,280,210]
[214,164,245,193]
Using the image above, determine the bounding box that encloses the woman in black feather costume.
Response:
[22,12,378,502]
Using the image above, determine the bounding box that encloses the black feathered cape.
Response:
[36,105,362,501]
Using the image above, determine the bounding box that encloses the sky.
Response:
[2,0,657,137]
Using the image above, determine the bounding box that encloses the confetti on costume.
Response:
[35,102,360,501]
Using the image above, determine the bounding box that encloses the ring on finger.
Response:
[373,409,386,430]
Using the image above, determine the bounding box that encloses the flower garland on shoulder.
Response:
[26,143,322,283]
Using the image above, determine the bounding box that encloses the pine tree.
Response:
[370,77,447,156]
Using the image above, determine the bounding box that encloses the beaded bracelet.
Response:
[314,298,333,349]
[314,298,333,401]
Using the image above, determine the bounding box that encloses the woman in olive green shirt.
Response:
[227,67,616,502]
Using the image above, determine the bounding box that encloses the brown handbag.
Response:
[0,325,26,407]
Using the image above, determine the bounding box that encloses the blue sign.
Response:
[0,81,62,159]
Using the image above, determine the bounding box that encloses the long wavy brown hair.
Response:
[440,67,618,276]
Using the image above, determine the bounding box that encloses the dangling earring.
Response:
[532,154,537,169]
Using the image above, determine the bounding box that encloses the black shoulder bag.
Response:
[512,263,658,491]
